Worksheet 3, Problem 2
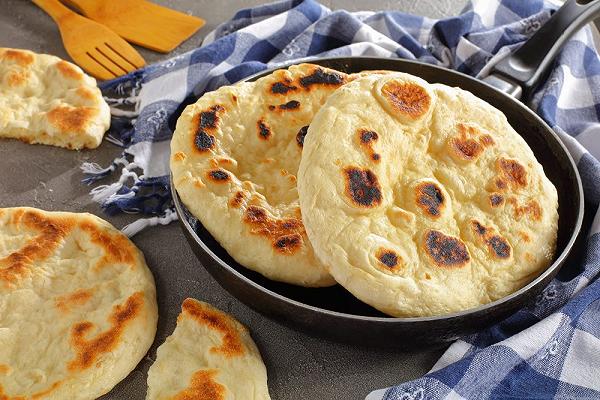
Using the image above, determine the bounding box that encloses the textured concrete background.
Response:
[0,1,467,399]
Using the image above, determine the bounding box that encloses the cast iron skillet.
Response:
[172,0,597,348]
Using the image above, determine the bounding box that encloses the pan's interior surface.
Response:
[176,57,582,320]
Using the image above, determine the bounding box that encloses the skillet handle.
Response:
[489,0,600,100]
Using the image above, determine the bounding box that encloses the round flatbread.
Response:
[0,48,110,149]
[170,63,354,287]
[298,73,558,317]
[0,207,157,399]
[146,298,270,400]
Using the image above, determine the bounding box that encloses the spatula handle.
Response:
[32,0,74,22]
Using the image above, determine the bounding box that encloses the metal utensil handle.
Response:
[492,0,600,100]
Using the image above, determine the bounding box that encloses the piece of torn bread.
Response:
[146,298,270,400]
[0,48,110,149]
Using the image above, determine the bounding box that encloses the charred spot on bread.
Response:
[296,125,309,147]
[497,158,528,188]
[487,235,511,259]
[243,206,305,255]
[471,220,512,259]
[257,119,271,140]
[359,130,378,144]
[357,129,381,163]
[193,106,223,152]
[343,167,382,208]
[194,130,215,152]
[199,105,224,130]
[489,193,504,207]
[415,182,445,218]
[424,230,470,268]
[207,169,230,182]
[274,234,303,254]
[271,79,298,94]
[375,248,401,271]
[229,191,246,208]
[299,68,345,89]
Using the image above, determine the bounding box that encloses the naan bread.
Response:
[0,48,110,149]
[0,207,158,399]
[146,298,270,400]
[171,63,353,287]
[298,73,558,317]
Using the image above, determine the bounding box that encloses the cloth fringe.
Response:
[121,208,178,237]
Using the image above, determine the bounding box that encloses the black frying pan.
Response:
[172,0,598,348]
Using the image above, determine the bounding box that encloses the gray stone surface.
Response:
[0,1,467,399]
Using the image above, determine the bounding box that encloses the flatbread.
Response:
[146,298,270,400]
[297,73,559,317]
[0,207,158,399]
[170,63,354,287]
[0,48,110,149]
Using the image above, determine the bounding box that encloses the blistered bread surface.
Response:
[170,63,358,287]
[297,73,559,317]
[0,207,158,399]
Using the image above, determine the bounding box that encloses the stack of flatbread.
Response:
[171,63,559,318]
[0,46,559,398]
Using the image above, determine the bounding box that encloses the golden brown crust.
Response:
[7,70,28,87]
[55,289,93,313]
[0,209,69,285]
[229,191,246,208]
[381,80,431,119]
[79,221,137,270]
[76,87,96,101]
[172,370,225,400]
[497,158,528,188]
[68,292,144,371]
[2,49,34,66]
[471,221,512,259]
[56,60,82,80]
[47,106,97,134]
[181,299,243,358]
[243,206,305,255]
[508,198,542,221]
[173,151,187,162]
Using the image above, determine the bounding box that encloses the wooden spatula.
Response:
[61,0,206,53]
[33,0,145,80]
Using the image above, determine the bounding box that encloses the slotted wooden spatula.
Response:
[33,0,145,80]
[61,0,206,53]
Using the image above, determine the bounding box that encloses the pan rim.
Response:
[174,55,584,324]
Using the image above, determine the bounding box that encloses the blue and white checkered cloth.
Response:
[84,0,600,398]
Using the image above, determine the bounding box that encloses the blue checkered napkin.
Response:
[83,0,600,397]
